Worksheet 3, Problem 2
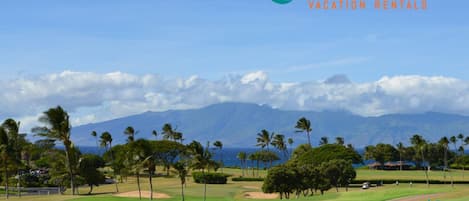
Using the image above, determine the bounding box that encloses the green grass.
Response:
[4,168,469,201]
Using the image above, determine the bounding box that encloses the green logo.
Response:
[272,0,292,4]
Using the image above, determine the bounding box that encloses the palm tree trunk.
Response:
[203,169,207,201]
[307,131,311,147]
[109,143,119,192]
[4,159,9,199]
[149,171,153,200]
[421,150,429,187]
[399,153,402,171]
[88,185,93,195]
[137,171,142,200]
[64,146,75,195]
[16,168,21,197]
[444,147,447,181]
[181,182,185,201]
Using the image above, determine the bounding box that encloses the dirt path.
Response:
[389,193,442,201]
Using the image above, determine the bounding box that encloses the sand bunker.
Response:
[115,191,171,199]
[243,186,260,189]
[244,191,278,199]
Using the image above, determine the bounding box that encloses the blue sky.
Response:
[2,1,469,131]
[1,1,468,82]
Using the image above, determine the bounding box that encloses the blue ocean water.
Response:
[78,146,290,168]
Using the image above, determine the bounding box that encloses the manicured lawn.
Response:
[4,168,469,201]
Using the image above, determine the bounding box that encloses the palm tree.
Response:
[2,119,24,198]
[32,106,77,195]
[450,136,457,151]
[458,146,465,179]
[152,130,158,140]
[90,131,99,153]
[173,161,188,201]
[319,136,328,145]
[0,126,12,199]
[124,126,137,143]
[237,152,247,177]
[287,138,294,157]
[272,134,288,157]
[256,129,273,150]
[100,132,119,192]
[162,123,175,141]
[213,141,223,173]
[189,141,214,201]
[396,142,404,171]
[439,137,450,181]
[335,137,344,145]
[410,134,429,187]
[295,117,313,147]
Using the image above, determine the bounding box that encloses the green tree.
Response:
[78,154,105,194]
[297,144,362,166]
[256,129,273,150]
[364,144,398,169]
[321,159,356,192]
[162,123,182,142]
[124,126,137,143]
[295,117,312,147]
[32,106,77,195]
[2,119,27,198]
[213,140,223,173]
[319,137,329,146]
[152,130,158,140]
[262,164,296,199]
[0,126,13,199]
[90,131,99,154]
[189,141,215,201]
[335,137,344,145]
[152,140,186,176]
[396,142,405,171]
[100,131,119,192]
[272,134,288,157]
[237,152,247,177]
[173,161,188,201]
[410,134,429,186]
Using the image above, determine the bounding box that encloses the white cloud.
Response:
[1,71,469,133]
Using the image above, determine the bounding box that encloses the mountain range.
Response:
[71,102,469,148]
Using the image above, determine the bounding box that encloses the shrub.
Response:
[192,172,229,184]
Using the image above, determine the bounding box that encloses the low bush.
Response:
[192,172,230,184]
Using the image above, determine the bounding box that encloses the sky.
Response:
[1,0,469,132]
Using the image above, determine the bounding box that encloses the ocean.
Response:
[78,146,290,168]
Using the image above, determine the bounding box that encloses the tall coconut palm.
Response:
[335,137,344,145]
[173,161,188,201]
[396,142,404,171]
[319,137,328,145]
[189,141,214,201]
[152,130,158,140]
[450,136,457,151]
[287,138,294,157]
[100,132,119,192]
[438,137,450,180]
[458,146,465,179]
[237,152,247,177]
[2,119,24,198]
[256,129,273,151]
[410,134,429,187]
[272,134,288,157]
[124,126,137,143]
[32,106,77,195]
[295,117,312,147]
[0,126,12,199]
[213,141,223,173]
[162,123,175,141]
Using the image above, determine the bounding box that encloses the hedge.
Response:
[192,172,230,184]
[232,177,265,182]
